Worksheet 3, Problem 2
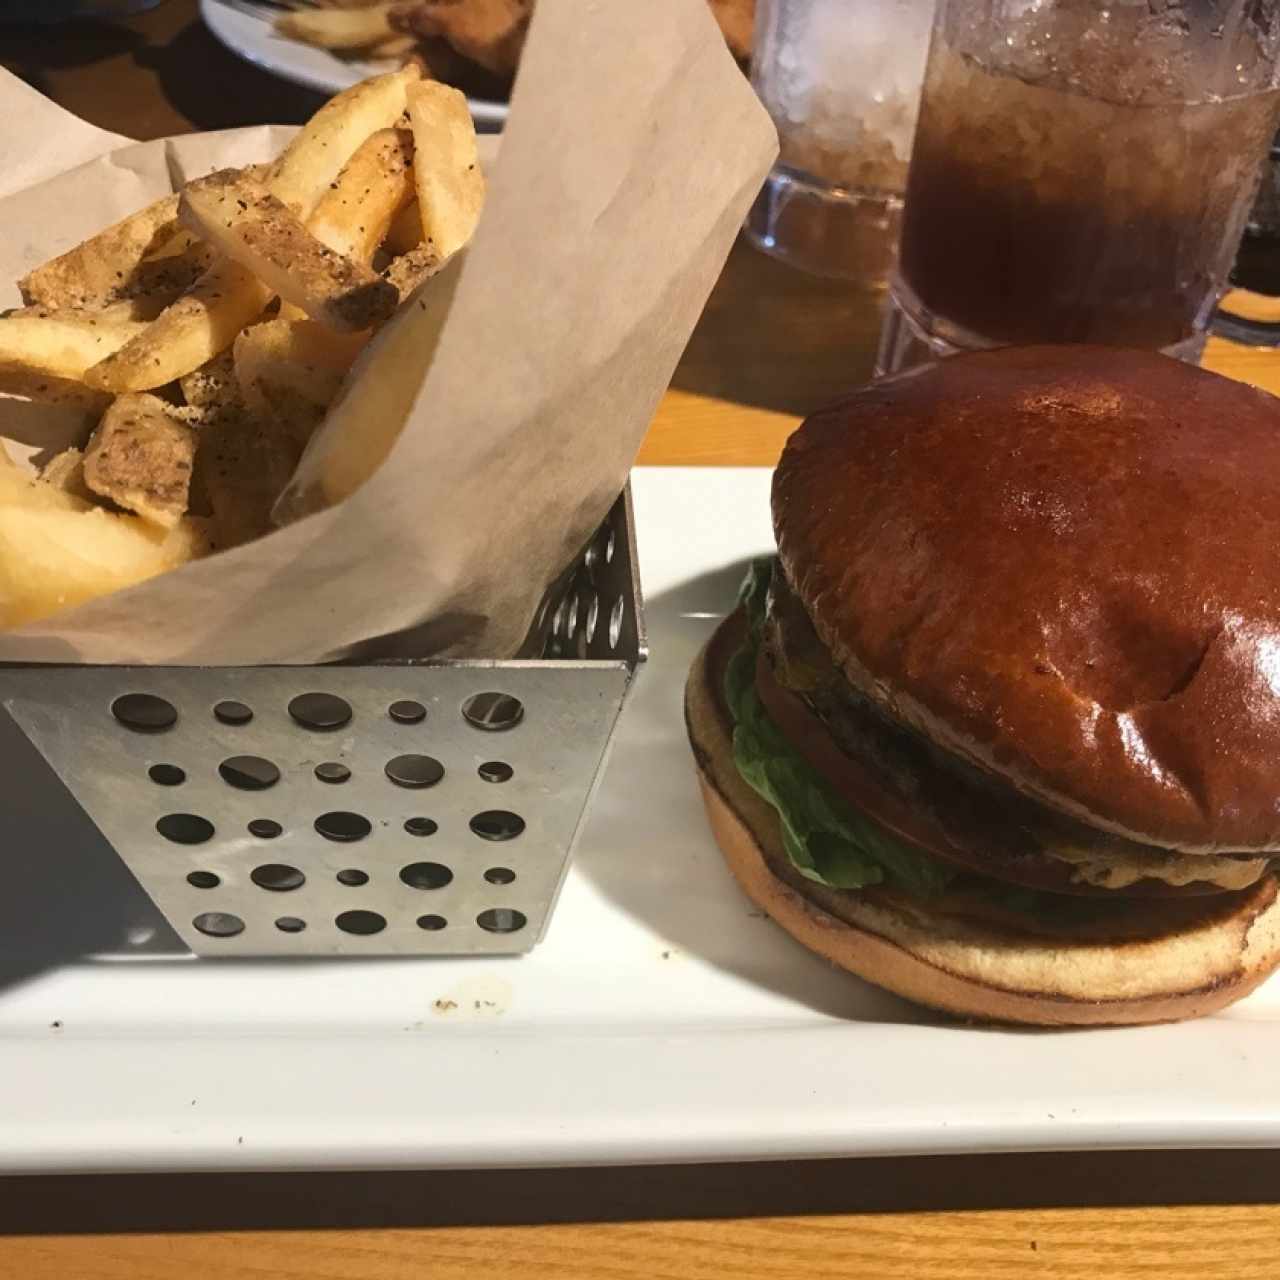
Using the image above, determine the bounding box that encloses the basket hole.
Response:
[336,910,385,935]
[478,761,513,783]
[470,810,525,842]
[187,871,219,889]
[275,917,306,933]
[389,700,427,724]
[315,761,351,784]
[112,693,176,733]
[477,908,527,934]
[405,817,438,837]
[608,597,625,650]
[288,692,352,731]
[416,914,447,931]
[605,529,617,564]
[248,819,283,839]
[462,692,524,731]
[213,700,253,726]
[400,861,453,890]
[336,868,369,886]
[584,594,600,644]
[484,867,516,885]
[385,754,445,789]
[149,763,186,786]
[316,811,371,842]
[193,911,243,938]
[565,593,579,639]
[219,755,280,791]
[251,863,305,892]
[584,540,600,573]
[157,813,213,845]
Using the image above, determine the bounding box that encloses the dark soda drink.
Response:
[888,1,1280,359]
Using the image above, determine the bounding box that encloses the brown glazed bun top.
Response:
[773,346,1280,855]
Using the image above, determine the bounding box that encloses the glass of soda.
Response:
[745,0,936,283]
[877,0,1280,374]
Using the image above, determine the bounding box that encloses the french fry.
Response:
[86,72,419,393]
[83,393,197,529]
[82,258,273,394]
[0,453,207,630]
[267,64,420,217]
[383,201,424,255]
[0,310,152,381]
[39,448,93,501]
[275,4,397,50]
[307,128,416,264]
[178,169,399,333]
[277,127,417,322]
[196,406,304,551]
[234,318,366,447]
[277,253,463,519]
[18,193,181,310]
[178,350,242,424]
[383,242,443,299]
[0,368,110,413]
[406,80,484,261]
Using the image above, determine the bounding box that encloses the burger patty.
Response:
[763,567,1269,895]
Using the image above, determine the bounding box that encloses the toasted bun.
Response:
[686,612,1280,1026]
[773,346,1280,853]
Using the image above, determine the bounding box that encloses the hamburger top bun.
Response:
[686,610,1280,1026]
[773,346,1280,854]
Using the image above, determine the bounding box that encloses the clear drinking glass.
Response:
[877,0,1280,374]
[745,0,936,282]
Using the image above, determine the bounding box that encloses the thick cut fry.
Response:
[82,257,273,393]
[0,369,110,412]
[39,448,92,501]
[179,169,399,333]
[383,242,443,299]
[275,4,396,50]
[18,193,180,310]
[0,311,152,381]
[178,350,242,424]
[0,458,206,630]
[266,64,420,217]
[234,318,366,447]
[276,126,417,322]
[308,128,416,263]
[83,393,196,529]
[383,201,423,255]
[406,80,485,261]
[196,406,303,551]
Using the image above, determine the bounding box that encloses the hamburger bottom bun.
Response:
[685,611,1280,1027]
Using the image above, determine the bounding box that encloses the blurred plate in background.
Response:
[200,0,510,128]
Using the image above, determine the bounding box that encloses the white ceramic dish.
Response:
[200,0,510,128]
[1,466,1278,1174]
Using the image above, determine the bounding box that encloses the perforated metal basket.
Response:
[0,489,645,958]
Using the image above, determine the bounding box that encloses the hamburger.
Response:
[685,345,1280,1026]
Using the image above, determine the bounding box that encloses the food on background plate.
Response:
[686,346,1280,1026]
[0,64,484,629]
[272,0,754,94]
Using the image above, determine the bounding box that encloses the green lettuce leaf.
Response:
[726,560,957,897]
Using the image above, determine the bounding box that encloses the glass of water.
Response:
[744,0,936,282]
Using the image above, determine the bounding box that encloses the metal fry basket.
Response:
[0,489,646,958]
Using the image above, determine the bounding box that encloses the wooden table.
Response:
[4,4,1280,1277]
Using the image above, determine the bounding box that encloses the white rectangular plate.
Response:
[1,466,1278,1173]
